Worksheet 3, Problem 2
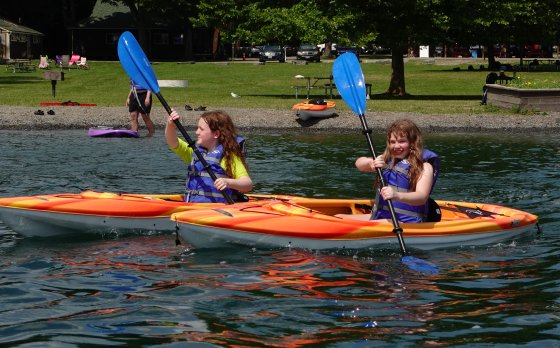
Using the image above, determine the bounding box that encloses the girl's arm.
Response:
[165,109,179,149]
[214,176,253,193]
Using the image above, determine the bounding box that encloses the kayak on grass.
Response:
[171,199,539,250]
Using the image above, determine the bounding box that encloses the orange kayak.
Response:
[171,199,539,250]
[292,101,337,121]
[292,100,336,111]
[0,191,297,238]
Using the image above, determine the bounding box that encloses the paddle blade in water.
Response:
[402,255,439,274]
[332,53,367,115]
[117,31,160,94]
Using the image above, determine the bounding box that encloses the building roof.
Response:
[72,0,134,29]
[0,17,43,35]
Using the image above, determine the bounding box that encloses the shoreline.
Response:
[1,105,559,133]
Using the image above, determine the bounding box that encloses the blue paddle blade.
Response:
[402,255,439,274]
[117,31,160,94]
[332,53,367,115]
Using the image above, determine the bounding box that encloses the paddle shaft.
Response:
[358,115,409,256]
[155,92,235,205]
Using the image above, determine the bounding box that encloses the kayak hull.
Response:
[296,108,337,121]
[88,127,139,138]
[172,200,539,250]
[0,208,171,237]
[0,191,296,238]
[175,222,535,250]
[0,191,213,237]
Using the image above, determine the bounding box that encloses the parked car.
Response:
[259,45,285,63]
[336,46,360,57]
[251,45,263,58]
[374,45,391,55]
[296,44,321,62]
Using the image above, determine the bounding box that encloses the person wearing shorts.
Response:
[126,80,155,136]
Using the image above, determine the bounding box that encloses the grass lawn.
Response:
[1,57,558,115]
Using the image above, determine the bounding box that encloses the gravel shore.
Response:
[1,105,559,133]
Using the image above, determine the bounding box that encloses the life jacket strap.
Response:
[186,189,225,199]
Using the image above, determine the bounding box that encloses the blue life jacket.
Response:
[184,137,245,203]
[372,149,439,223]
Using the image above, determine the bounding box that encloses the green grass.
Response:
[1,58,559,114]
[509,74,560,89]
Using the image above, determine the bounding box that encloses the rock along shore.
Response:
[1,105,559,133]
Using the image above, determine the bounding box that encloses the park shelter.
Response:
[69,0,214,61]
[0,17,44,61]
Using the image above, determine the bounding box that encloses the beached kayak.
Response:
[0,191,296,237]
[88,127,139,138]
[292,100,336,121]
[171,199,539,250]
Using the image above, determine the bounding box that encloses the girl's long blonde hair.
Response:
[381,119,424,190]
[200,110,248,178]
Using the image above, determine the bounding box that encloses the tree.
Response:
[355,0,439,96]
[438,0,560,66]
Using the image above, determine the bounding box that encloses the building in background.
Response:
[0,17,43,61]
[69,0,213,61]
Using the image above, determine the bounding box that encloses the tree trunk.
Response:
[387,47,406,96]
[124,1,148,53]
[486,43,496,69]
[325,42,334,57]
[183,21,193,60]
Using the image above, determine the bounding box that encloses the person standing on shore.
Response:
[165,109,253,203]
[126,79,155,137]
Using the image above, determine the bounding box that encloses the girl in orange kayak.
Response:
[165,109,253,203]
[349,119,439,222]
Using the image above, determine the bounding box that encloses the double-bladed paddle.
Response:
[332,53,438,274]
[117,31,234,204]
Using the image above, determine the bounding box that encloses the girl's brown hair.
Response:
[382,119,424,190]
[200,110,248,178]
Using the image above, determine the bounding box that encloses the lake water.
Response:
[0,129,559,347]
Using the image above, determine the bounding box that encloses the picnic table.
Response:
[292,76,329,99]
[292,75,372,99]
[5,59,36,73]
[519,58,560,71]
